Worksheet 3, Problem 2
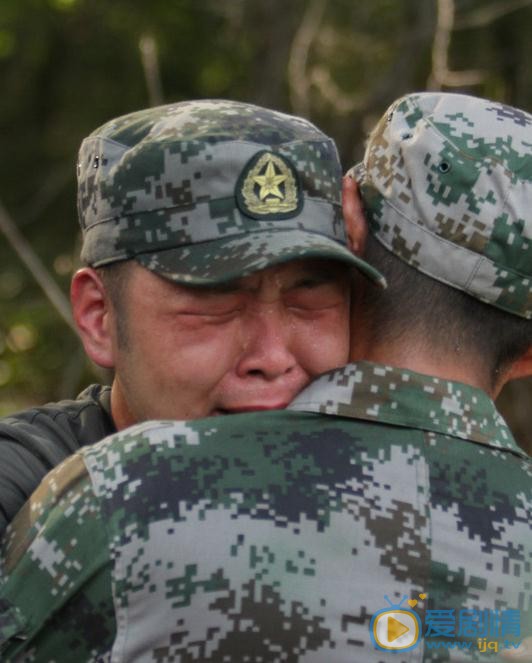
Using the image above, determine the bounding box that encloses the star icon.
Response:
[253,158,287,200]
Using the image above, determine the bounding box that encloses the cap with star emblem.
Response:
[77,99,385,286]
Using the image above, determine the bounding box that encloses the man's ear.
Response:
[71,268,115,369]
[493,345,532,397]
[342,175,368,256]
[503,345,532,381]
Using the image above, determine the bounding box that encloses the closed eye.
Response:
[175,302,245,325]
[286,281,348,311]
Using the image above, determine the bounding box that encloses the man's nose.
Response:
[235,306,297,380]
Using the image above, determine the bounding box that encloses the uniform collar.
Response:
[289,361,527,458]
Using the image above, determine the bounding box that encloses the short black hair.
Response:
[97,261,133,347]
[359,235,532,388]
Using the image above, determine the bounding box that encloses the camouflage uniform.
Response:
[0,362,530,662]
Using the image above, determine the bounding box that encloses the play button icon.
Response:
[370,609,421,651]
[388,615,410,642]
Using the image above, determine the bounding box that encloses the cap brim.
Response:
[135,229,386,287]
[346,162,366,183]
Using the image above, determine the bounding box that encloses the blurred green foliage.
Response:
[1,0,531,449]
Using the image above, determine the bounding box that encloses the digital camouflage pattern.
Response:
[78,99,384,286]
[290,362,517,449]
[353,92,532,318]
[0,362,530,662]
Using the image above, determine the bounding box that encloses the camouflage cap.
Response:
[353,92,532,318]
[77,100,384,286]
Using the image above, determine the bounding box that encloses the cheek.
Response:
[292,309,350,374]
[155,324,244,385]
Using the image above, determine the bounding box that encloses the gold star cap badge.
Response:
[236,151,303,220]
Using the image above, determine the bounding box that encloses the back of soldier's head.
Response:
[353,92,532,380]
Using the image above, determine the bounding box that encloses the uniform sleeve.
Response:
[0,454,116,662]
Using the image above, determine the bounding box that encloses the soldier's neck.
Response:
[110,381,138,431]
